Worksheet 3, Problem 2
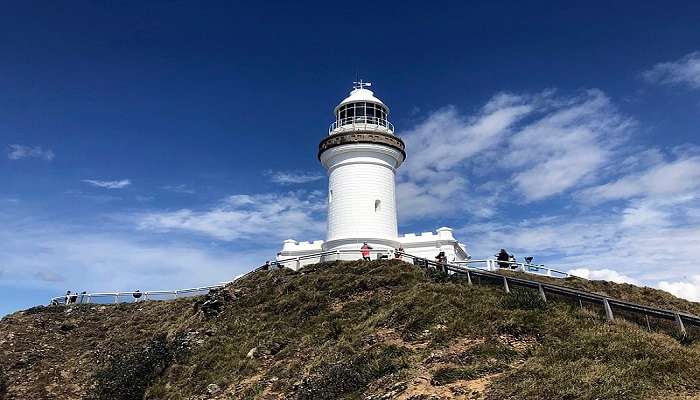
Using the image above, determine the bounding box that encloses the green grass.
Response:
[2,259,700,400]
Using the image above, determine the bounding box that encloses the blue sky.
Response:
[2,1,700,315]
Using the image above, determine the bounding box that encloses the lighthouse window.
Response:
[356,103,365,117]
[374,199,381,212]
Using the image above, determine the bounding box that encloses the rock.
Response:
[246,347,258,359]
[207,383,221,395]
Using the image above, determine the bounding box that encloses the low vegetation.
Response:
[1,260,699,399]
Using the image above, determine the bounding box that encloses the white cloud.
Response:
[82,179,132,189]
[580,155,700,203]
[568,268,639,284]
[458,193,700,289]
[396,89,633,220]
[267,170,324,185]
[643,51,700,89]
[162,184,196,194]
[7,144,55,161]
[138,191,326,241]
[658,275,700,302]
[505,90,632,201]
[0,213,266,304]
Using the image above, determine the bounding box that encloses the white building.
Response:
[277,82,469,269]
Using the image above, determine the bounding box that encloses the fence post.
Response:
[675,313,687,338]
[296,258,300,270]
[538,284,547,302]
[466,270,472,285]
[503,276,510,294]
[603,298,614,321]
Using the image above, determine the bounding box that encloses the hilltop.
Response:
[1,260,699,400]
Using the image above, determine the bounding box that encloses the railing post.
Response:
[603,298,614,321]
[296,257,300,270]
[503,276,510,294]
[538,284,547,302]
[466,270,472,286]
[114,294,118,304]
[546,268,553,277]
[675,313,687,338]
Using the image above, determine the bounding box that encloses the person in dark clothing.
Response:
[361,242,373,261]
[70,291,78,304]
[133,290,143,302]
[435,251,448,272]
[435,251,447,264]
[496,249,510,269]
[394,247,404,259]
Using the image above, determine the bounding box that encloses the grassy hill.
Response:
[1,260,699,400]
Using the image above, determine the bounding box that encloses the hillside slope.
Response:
[1,260,699,400]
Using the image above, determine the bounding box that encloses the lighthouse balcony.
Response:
[329,116,395,135]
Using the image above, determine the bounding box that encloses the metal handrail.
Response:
[397,251,700,334]
[453,259,571,278]
[329,116,395,134]
[47,249,700,336]
[50,283,230,306]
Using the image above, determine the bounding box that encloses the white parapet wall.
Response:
[277,227,469,270]
[398,227,469,262]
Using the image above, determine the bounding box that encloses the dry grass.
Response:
[1,260,699,400]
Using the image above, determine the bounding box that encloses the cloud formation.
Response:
[568,268,639,284]
[396,89,633,220]
[162,184,196,194]
[138,191,326,241]
[0,212,262,298]
[267,170,325,185]
[658,275,700,302]
[643,51,700,89]
[7,144,55,161]
[82,179,132,189]
[580,154,700,203]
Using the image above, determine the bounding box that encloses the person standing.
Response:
[496,249,510,269]
[361,242,373,261]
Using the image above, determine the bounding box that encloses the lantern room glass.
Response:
[336,102,388,127]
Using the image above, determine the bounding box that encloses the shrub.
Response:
[87,335,174,400]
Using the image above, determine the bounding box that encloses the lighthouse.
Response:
[319,81,405,253]
[278,82,469,268]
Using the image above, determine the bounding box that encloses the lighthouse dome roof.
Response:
[335,87,389,113]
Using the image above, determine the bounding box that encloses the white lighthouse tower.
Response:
[319,81,405,254]
[278,82,469,268]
